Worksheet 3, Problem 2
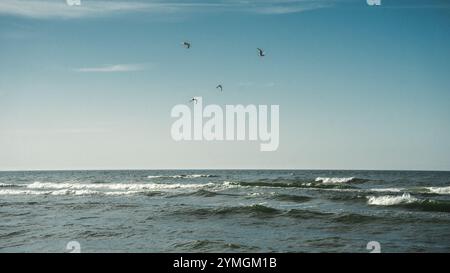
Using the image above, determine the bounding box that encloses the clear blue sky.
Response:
[0,0,449,170]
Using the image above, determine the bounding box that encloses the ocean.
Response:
[0,170,449,252]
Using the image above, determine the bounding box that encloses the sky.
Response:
[0,0,449,171]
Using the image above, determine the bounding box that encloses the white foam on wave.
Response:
[27,181,214,191]
[0,189,144,196]
[147,174,216,179]
[248,192,265,196]
[222,181,241,188]
[0,189,50,195]
[188,174,215,178]
[0,181,226,196]
[50,189,101,196]
[315,177,355,184]
[367,193,419,206]
[369,188,404,193]
[426,186,450,195]
[0,183,17,187]
[50,189,144,196]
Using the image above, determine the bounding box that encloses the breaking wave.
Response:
[367,193,419,206]
[315,177,368,184]
[147,174,219,179]
[0,181,217,196]
[0,189,149,196]
[425,186,450,195]
[26,181,213,191]
[225,180,355,189]
[367,193,450,212]
[369,188,404,193]
[0,183,19,188]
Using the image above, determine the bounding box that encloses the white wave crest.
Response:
[0,189,51,195]
[50,189,101,196]
[315,177,355,184]
[426,186,450,195]
[0,181,222,196]
[369,188,404,193]
[367,193,419,206]
[27,181,214,191]
[0,189,144,196]
[222,181,241,188]
[0,183,17,187]
[147,174,217,179]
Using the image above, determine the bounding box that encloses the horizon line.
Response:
[0,168,449,172]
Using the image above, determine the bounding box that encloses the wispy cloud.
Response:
[0,0,221,19]
[74,64,144,73]
[2,127,111,135]
[0,0,333,19]
[252,3,331,15]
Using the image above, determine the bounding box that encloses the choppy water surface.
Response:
[0,170,449,252]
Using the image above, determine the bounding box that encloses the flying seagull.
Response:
[182,41,191,49]
[216,84,223,91]
[189,97,198,104]
[257,48,265,57]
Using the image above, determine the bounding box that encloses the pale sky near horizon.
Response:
[0,0,449,171]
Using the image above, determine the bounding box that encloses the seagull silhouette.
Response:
[182,41,191,49]
[189,97,198,104]
[257,48,265,57]
[216,84,223,91]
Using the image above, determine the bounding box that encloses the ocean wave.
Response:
[181,189,219,197]
[206,204,281,216]
[147,174,219,179]
[0,189,144,196]
[315,177,368,184]
[225,180,355,189]
[369,188,404,193]
[171,204,341,220]
[1,181,217,196]
[367,193,450,212]
[0,183,19,188]
[167,189,239,198]
[367,193,419,206]
[334,213,380,224]
[0,189,51,195]
[272,194,312,203]
[322,191,365,202]
[172,204,282,218]
[425,186,450,195]
[221,181,242,189]
[284,209,333,219]
[50,189,104,196]
[26,181,213,191]
[247,192,268,197]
